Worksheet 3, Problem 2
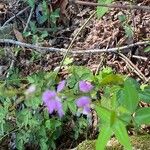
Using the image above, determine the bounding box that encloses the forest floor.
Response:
[0,0,150,149]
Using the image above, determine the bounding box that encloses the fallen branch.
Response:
[70,0,150,12]
[0,39,149,54]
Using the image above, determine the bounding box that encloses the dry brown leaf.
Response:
[13,28,25,51]
[59,0,68,15]
[13,28,24,42]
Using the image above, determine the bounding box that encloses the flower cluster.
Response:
[76,81,93,116]
[42,80,93,118]
[42,80,66,118]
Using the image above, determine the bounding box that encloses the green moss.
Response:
[75,135,150,150]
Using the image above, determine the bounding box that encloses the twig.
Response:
[132,55,148,61]
[70,0,150,12]
[23,6,34,32]
[0,39,149,54]
[118,53,148,82]
[1,6,30,27]
[95,44,109,75]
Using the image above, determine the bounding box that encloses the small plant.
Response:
[118,14,134,38]
[0,66,150,149]
[24,0,60,43]
[97,0,112,18]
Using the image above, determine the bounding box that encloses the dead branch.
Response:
[0,39,149,54]
[70,0,150,12]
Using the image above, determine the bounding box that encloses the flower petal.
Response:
[42,90,56,104]
[57,80,66,92]
[58,109,64,118]
[76,96,91,108]
[79,81,93,93]
[47,100,56,114]
[82,106,91,115]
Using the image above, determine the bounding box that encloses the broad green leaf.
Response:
[110,111,116,127]
[97,0,112,18]
[113,120,132,150]
[134,107,150,125]
[96,126,112,150]
[96,105,111,123]
[121,78,139,113]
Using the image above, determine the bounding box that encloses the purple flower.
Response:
[42,90,64,118]
[76,96,91,115]
[79,81,93,93]
[57,80,66,92]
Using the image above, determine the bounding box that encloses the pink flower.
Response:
[79,81,93,93]
[42,90,64,118]
[57,80,66,92]
[76,96,91,115]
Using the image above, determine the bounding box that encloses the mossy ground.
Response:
[75,135,150,150]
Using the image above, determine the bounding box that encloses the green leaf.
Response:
[27,0,35,8]
[67,101,77,114]
[139,86,150,103]
[124,25,133,38]
[96,126,112,150]
[45,120,51,130]
[134,107,150,125]
[40,139,48,150]
[63,57,73,65]
[41,31,48,39]
[17,109,32,127]
[97,0,112,18]
[100,74,124,86]
[69,66,93,80]
[118,14,126,22]
[29,21,37,34]
[144,46,150,52]
[96,105,111,124]
[113,120,132,150]
[25,97,41,109]
[121,78,139,113]
[50,8,60,24]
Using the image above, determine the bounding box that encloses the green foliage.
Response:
[24,0,60,43]
[144,46,150,52]
[134,107,150,125]
[0,65,149,149]
[118,14,134,38]
[95,71,150,150]
[27,0,35,8]
[97,0,112,18]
